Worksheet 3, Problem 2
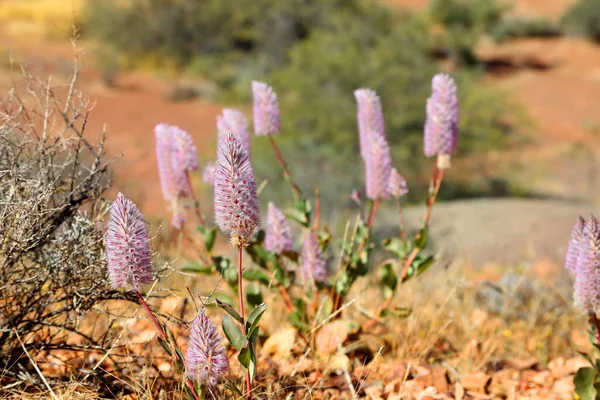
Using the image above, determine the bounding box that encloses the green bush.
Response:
[429,0,507,65]
[561,0,600,42]
[492,17,562,42]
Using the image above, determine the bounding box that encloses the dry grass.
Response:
[0,0,84,39]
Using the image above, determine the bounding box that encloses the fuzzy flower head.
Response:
[565,216,585,276]
[388,168,409,199]
[155,124,177,201]
[573,216,600,313]
[105,193,153,291]
[252,81,280,136]
[354,89,385,160]
[265,202,293,254]
[186,311,228,387]
[213,132,261,247]
[424,73,459,169]
[217,109,250,152]
[300,232,327,285]
[202,161,215,186]
[155,123,199,200]
[364,134,393,200]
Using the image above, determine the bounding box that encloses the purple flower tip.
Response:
[354,89,385,160]
[565,216,585,276]
[388,168,409,199]
[186,311,228,387]
[213,132,261,247]
[155,123,198,201]
[105,193,153,291]
[252,81,280,136]
[218,108,250,152]
[202,161,215,186]
[424,73,459,168]
[573,215,600,313]
[265,202,293,254]
[300,232,327,285]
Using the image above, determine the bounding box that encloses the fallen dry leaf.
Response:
[260,327,296,360]
[461,372,491,393]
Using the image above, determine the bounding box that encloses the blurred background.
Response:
[1,0,599,272]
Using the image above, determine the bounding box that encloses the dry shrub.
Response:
[0,58,136,391]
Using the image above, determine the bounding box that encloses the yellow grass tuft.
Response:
[0,0,84,39]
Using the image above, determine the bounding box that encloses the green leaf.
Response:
[180,260,213,275]
[379,263,398,300]
[248,344,257,382]
[245,282,263,307]
[213,292,234,305]
[380,307,412,319]
[157,337,172,356]
[238,346,251,368]
[198,226,217,253]
[574,367,597,400]
[415,255,435,277]
[285,207,308,226]
[216,298,243,324]
[224,379,243,396]
[415,226,429,249]
[247,302,268,337]
[242,269,272,285]
[222,315,248,351]
[382,237,410,258]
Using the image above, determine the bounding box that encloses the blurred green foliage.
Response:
[492,17,562,42]
[561,0,600,42]
[84,0,524,207]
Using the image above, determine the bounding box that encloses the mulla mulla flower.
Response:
[218,108,251,152]
[572,215,600,313]
[155,124,177,202]
[202,161,215,186]
[105,193,153,291]
[354,88,385,160]
[170,124,199,197]
[213,132,261,248]
[265,202,293,254]
[424,73,459,169]
[300,232,327,284]
[565,216,586,276]
[388,168,409,199]
[252,81,280,136]
[186,310,229,389]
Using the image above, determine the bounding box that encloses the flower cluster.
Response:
[265,202,293,254]
[300,232,327,284]
[213,132,261,247]
[217,108,251,153]
[154,123,199,228]
[565,215,600,313]
[424,73,459,169]
[105,193,153,291]
[252,81,280,136]
[186,311,229,388]
[388,168,409,199]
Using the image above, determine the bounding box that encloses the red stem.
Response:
[186,379,201,400]
[593,313,600,344]
[396,198,406,243]
[237,247,253,400]
[313,189,320,231]
[423,167,444,227]
[367,198,381,229]
[268,134,302,200]
[185,170,205,226]
[135,290,166,341]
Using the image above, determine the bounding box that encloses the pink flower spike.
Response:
[424,73,459,169]
[252,81,280,136]
[565,216,585,276]
[170,125,199,197]
[105,193,153,291]
[217,108,251,152]
[186,311,228,388]
[265,202,293,254]
[213,132,261,247]
[364,133,393,200]
[388,168,409,199]
[202,161,215,186]
[155,123,177,202]
[300,232,327,284]
[573,216,600,313]
[354,89,385,160]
